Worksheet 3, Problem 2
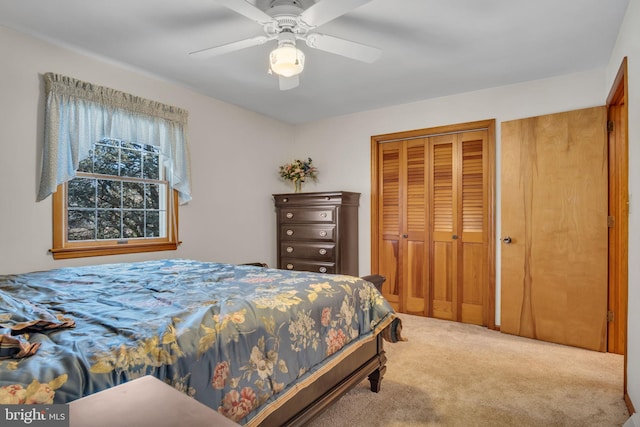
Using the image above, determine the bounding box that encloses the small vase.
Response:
[294,181,302,193]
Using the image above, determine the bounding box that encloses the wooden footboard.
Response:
[259,334,387,426]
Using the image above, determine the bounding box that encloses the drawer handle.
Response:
[286,264,294,270]
[286,212,294,219]
[319,267,327,273]
[319,231,327,237]
[286,229,294,236]
[282,198,288,202]
[319,248,327,255]
[286,246,294,253]
[320,212,327,218]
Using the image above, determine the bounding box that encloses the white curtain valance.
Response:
[38,72,192,204]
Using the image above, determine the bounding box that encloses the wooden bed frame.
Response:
[260,333,387,426]
[239,265,390,426]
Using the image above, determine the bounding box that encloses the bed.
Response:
[0,259,402,426]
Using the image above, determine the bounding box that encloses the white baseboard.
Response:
[624,413,640,427]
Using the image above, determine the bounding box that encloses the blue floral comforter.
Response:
[0,259,399,425]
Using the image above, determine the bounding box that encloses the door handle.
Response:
[502,236,512,244]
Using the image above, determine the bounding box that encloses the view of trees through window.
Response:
[67,138,167,241]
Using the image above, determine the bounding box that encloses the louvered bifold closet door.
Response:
[429,131,488,324]
[376,141,402,310]
[373,121,494,326]
[430,135,457,321]
[376,139,428,314]
[459,131,488,325]
[403,139,428,314]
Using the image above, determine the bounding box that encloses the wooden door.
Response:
[375,139,428,315]
[500,106,608,351]
[430,131,489,326]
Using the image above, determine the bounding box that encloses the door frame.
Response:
[606,57,630,409]
[371,119,496,329]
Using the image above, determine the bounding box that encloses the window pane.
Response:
[94,145,120,175]
[145,183,161,209]
[123,211,144,238]
[145,211,160,237]
[143,152,160,180]
[97,180,121,209]
[97,210,121,239]
[123,182,144,209]
[68,178,96,208]
[68,210,96,241]
[120,147,142,178]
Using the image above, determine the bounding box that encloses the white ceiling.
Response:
[0,0,630,124]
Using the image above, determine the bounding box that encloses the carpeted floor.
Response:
[308,314,630,427]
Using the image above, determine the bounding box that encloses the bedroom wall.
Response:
[606,0,640,413]
[0,25,295,274]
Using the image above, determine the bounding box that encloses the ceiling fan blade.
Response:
[299,0,373,27]
[279,75,299,91]
[215,0,274,24]
[189,36,269,59]
[305,33,381,63]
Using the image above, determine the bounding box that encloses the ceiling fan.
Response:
[190,0,382,90]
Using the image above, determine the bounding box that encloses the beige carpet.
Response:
[308,314,630,427]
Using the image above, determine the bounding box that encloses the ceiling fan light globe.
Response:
[270,45,305,77]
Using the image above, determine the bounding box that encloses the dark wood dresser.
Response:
[273,191,360,276]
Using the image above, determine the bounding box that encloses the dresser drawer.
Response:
[280,207,335,224]
[280,225,335,241]
[281,259,336,274]
[281,242,335,260]
[279,208,335,224]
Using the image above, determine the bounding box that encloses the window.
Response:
[52,139,178,259]
[41,73,190,260]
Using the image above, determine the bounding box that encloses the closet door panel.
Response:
[461,244,485,325]
[403,139,428,314]
[379,239,400,310]
[459,131,488,325]
[430,136,457,321]
[432,241,453,319]
[377,141,402,310]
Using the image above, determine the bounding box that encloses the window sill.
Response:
[50,242,179,260]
